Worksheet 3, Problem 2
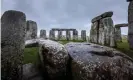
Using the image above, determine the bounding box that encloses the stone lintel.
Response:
[115,23,128,28]
[91,11,113,23]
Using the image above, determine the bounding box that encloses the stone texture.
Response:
[128,1,133,49]
[102,17,115,47]
[66,30,71,41]
[65,42,133,80]
[73,30,78,40]
[98,19,105,45]
[115,23,128,28]
[1,10,26,80]
[115,27,122,42]
[90,21,99,43]
[81,30,86,41]
[58,30,62,40]
[25,39,70,80]
[91,11,113,23]
[90,12,116,47]
[25,20,37,40]
[23,63,44,80]
[49,30,55,40]
[40,30,46,39]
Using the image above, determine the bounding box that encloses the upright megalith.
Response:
[128,0,133,49]
[90,21,99,43]
[81,30,86,41]
[1,10,26,80]
[90,11,116,47]
[58,30,62,40]
[73,30,78,40]
[40,29,46,39]
[66,30,71,41]
[25,20,37,40]
[102,17,115,46]
[49,30,55,40]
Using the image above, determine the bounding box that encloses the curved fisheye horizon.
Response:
[1,0,129,36]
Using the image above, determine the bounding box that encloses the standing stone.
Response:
[66,30,71,41]
[73,30,78,40]
[58,30,62,40]
[81,30,86,41]
[110,27,116,47]
[40,29,46,39]
[1,10,26,80]
[98,19,105,45]
[49,30,52,39]
[25,20,37,40]
[128,1,133,49]
[102,17,115,46]
[90,21,99,43]
[49,30,55,40]
[51,30,55,40]
[114,27,122,42]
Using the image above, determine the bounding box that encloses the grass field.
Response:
[24,47,39,64]
[116,38,133,58]
[24,39,133,64]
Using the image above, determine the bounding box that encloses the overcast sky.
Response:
[1,0,129,36]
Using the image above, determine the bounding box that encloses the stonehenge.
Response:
[1,10,26,80]
[81,30,86,41]
[2,0,133,79]
[90,11,116,47]
[49,28,80,41]
[127,0,133,49]
[114,23,128,42]
[25,20,37,40]
[40,29,46,39]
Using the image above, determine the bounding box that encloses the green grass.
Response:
[24,47,39,64]
[116,38,133,58]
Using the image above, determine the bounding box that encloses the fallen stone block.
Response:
[25,39,70,80]
[65,42,133,80]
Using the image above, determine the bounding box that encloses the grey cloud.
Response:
[1,0,129,35]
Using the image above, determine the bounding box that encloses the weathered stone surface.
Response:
[91,11,113,23]
[58,30,62,40]
[73,30,78,40]
[66,30,71,41]
[102,17,115,47]
[40,30,46,39]
[90,22,99,43]
[115,27,122,42]
[25,20,37,40]
[23,63,44,80]
[98,19,105,45]
[128,1,133,49]
[115,23,128,28]
[110,27,116,47]
[1,10,26,80]
[49,30,55,40]
[25,39,70,80]
[65,42,133,80]
[81,30,86,41]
